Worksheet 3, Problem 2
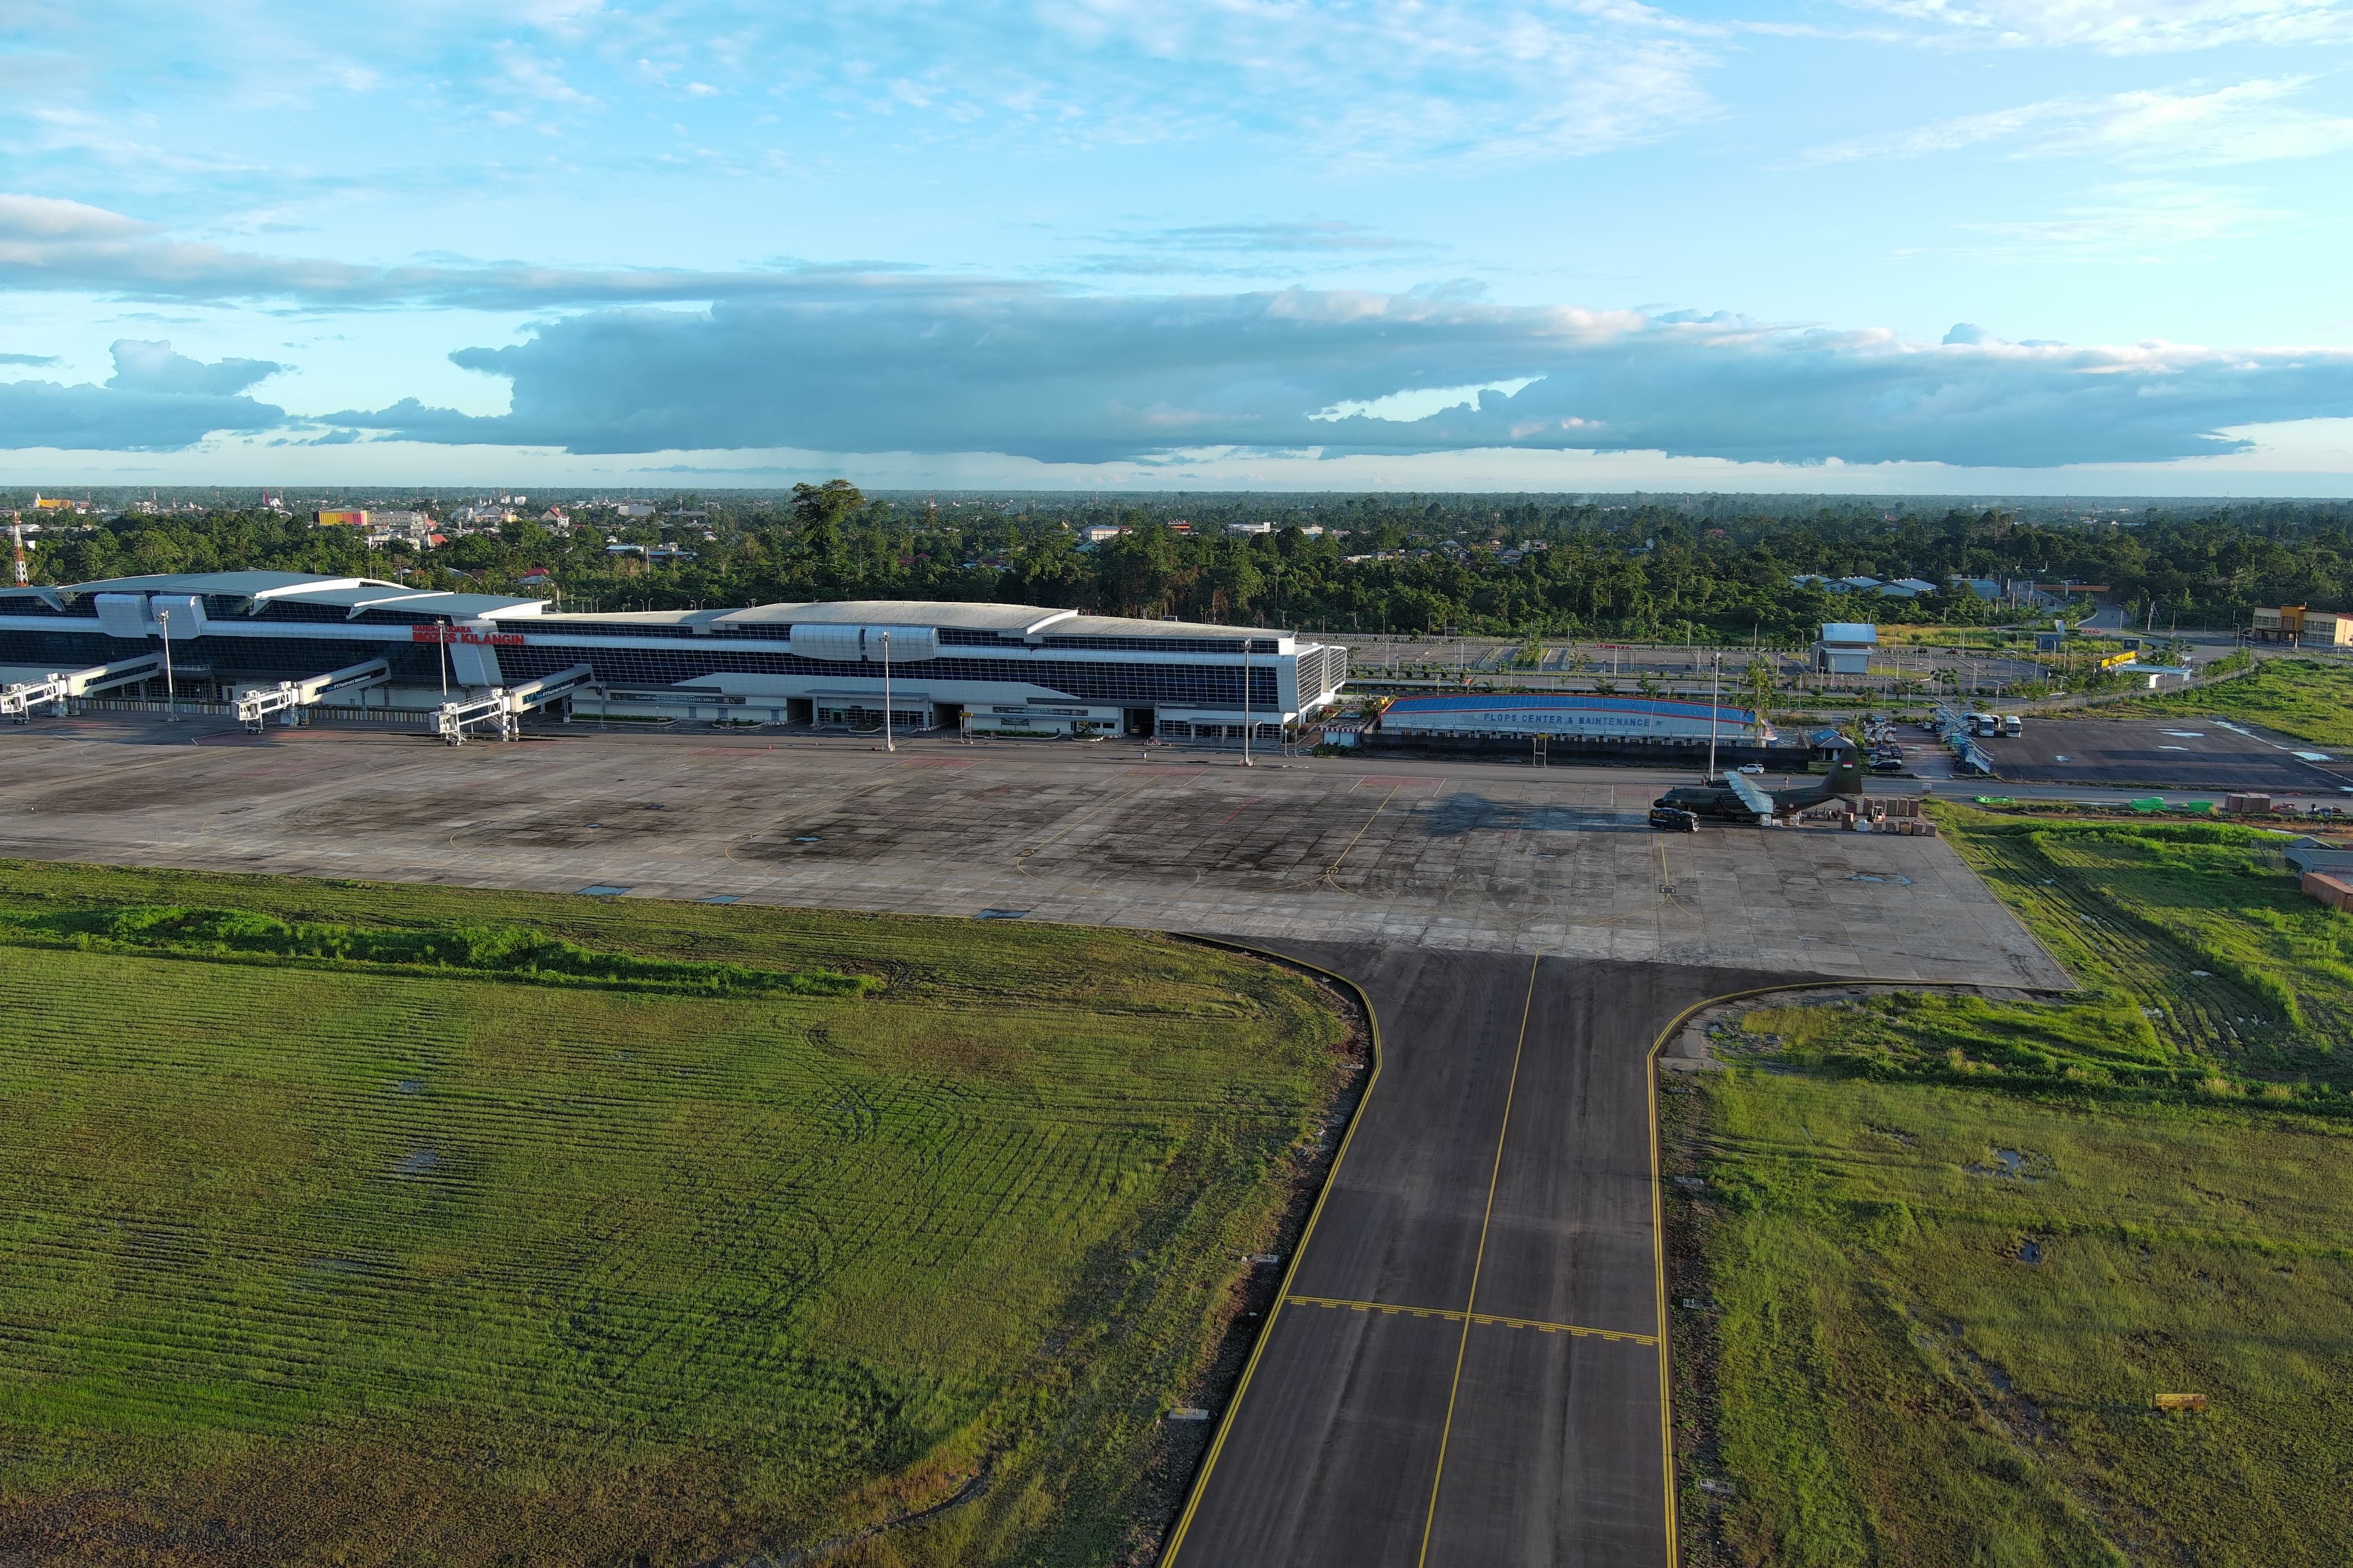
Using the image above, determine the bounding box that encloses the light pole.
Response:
[881,630,895,752]
[439,618,449,699]
[1707,651,1721,782]
[1240,632,1253,767]
[158,607,175,722]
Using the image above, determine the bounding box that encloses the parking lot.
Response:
[1967,716,2353,795]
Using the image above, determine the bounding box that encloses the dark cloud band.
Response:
[318,291,2353,469]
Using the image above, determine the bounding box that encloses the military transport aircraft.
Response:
[1653,755,1865,824]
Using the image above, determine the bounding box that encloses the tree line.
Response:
[24,485,2353,644]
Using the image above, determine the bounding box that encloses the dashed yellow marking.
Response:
[1285,1294,1657,1345]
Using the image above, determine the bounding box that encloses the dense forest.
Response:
[20,487,2353,644]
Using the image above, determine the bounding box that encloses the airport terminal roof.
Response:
[55,572,547,621]
[700,600,1295,642]
[36,574,1311,643]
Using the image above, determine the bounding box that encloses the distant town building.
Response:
[2252,606,2353,645]
[367,511,436,544]
[1815,622,1877,675]
[315,509,369,527]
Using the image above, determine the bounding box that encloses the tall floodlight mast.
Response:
[1708,653,1722,781]
[1241,632,1253,768]
[158,607,175,722]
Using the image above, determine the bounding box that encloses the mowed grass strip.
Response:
[1664,806,2353,1567]
[0,861,1350,1566]
[1665,1067,2353,1568]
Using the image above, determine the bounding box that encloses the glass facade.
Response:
[497,642,1282,709]
[2,586,1342,720]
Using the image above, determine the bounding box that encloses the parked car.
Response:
[1648,806,1700,832]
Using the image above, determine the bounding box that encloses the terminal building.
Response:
[0,572,1348,739]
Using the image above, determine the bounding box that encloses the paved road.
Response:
[1167,944,1798,1568]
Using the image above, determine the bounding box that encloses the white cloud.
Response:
[493,43,597,106]
[1809,76,2353,167]
[1953,180,2289,255]
[1843,0,2353,53]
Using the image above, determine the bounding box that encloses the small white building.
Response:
[1815,622,1877,675]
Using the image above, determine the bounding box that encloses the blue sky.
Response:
[5,0,2353,493]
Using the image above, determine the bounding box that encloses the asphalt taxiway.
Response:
[1165,945,1806,1568]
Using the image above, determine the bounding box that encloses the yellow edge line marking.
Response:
[1416,952,1540,1568]
[1160,941,1386,1568]
[1283,1295,1656,1345]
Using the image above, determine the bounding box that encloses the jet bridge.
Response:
[434,663,593,745]
[235,658,392,730]
[1,653,166,721]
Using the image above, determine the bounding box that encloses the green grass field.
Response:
[1665,806,2353,1567]
[2106,656,2353,749]
[0,861,1352,1566]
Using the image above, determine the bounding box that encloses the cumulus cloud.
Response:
[0,339,288,451]
[106,338,283,396]
[313,284,2353,468]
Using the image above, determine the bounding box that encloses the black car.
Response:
[1648,805,1700,832]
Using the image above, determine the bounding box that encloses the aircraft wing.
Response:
[1725,772,1774,818]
